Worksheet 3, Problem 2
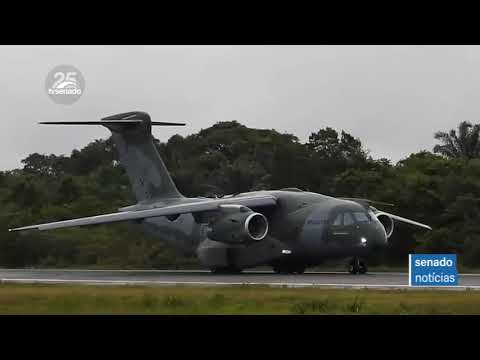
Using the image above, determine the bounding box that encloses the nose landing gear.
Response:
[348,258,368,274]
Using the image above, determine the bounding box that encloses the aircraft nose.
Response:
[358,223,388,248]
[371,224,388,246]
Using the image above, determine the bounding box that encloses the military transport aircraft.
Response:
[10,112,432,274]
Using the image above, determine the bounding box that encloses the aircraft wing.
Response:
[380,211,432,230]
[9,194,277,232]
[374,209,432,230]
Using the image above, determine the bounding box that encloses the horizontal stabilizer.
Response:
[40,121,186,126]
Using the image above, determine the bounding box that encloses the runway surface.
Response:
[1,269,480,290]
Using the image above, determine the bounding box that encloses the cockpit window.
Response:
[353,212,370,223]
[333,213,342,226]
[343,212,355,226]
[332,212,357,226]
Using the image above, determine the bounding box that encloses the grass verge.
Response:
[1,283,480,314]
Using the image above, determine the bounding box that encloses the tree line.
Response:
[0,120,479,268]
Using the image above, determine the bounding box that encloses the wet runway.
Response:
[1,269,480,290]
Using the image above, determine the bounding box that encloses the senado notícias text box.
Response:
[409,254,458,287]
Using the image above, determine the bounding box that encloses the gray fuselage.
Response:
[128,189,388,270]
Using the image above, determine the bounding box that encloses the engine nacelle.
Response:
[207,205,269,244]
[376,212,394,239]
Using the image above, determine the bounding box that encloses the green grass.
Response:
[1,283,480,314]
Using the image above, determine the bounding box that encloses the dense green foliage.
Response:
[433,121,480,159]
[1,120,480,268]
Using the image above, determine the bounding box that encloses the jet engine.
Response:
[375,212,394,239]
[207,205,269,244]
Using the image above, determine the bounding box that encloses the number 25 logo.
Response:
[52,71,78,89]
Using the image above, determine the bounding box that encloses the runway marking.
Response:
[1,270,480,291]
[1,269,480,276]
[2,278,480,290]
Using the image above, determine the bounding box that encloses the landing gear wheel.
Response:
[348,258,360,274]
[348,264,358,274]
[358,261,368,274]
[273,265,289,274]
[348,258,368,274]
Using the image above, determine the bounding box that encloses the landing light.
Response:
[361,237,367,246]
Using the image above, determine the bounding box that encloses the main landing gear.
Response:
[272,264,306,275]
[348,257,368,274]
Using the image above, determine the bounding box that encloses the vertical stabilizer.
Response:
[41,111,185,202]
[101,111,184,202]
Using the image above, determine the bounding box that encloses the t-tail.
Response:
[41,111,185,203]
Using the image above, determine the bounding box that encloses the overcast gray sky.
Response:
[1,45,479,170]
